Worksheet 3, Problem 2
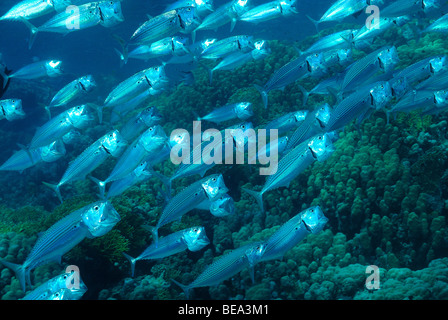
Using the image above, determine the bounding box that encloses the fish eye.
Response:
[94,205,99,211]
[109,134,113,137]
[310,208,314,212]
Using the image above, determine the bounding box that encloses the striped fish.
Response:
[43,130,127,203]
[393,55,447,87]
[0,140,66,172]
[260,206,328,262]
[91,125,167,198]
[151,174,228,247]
[283,103,331,153]
[425,12,448,33]
[123,226,209,277]
[341,46,399,92]
[29,105,94,149]
[171,242,266,299]
[254,53,324,108]
[243,133,334,212]
[46,75,96,118]
[326,81,392,132]
[0,201,120,291]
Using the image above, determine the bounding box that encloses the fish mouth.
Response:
[302,219,312,232]
[309,146,318,159]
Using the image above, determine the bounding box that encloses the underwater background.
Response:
[0,0,448,300]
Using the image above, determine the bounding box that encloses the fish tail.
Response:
[0,67,9,90]
[191,29,196,44]
[114,48,127,67]
[230,18,237,33]
[19,17,38,50]
[44,106,52,120]
[0,259,27,292]
[148,226,159,248]
[87,103,104,124]
[88,175,107,199]
[42,181,63,204]
[242,187,264,213]
[122,253,137,277]
[253,84,268,109]
[16,143,34,164]
[208,68,213,85]
[297,85,309,106]
[170,278,191,299]
[306,14,320,34]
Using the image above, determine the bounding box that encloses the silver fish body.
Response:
[105,161,153,199]
[9,60,63,80]
[29,105,94,149]
[119,106,163,142]
[193,1,233,32]
[341,46,399,92]
[390,89,448,115]
[326,81,392,132]
[36,2,102,34]
[260,206,328,262]
[48,75,96,111]
[248,135,289,164]
[0,0,57,21]
[123,226,209,277]
[318,0,374,23]
[284,104,331,153]
[394,55,447,87]
[152,174,228,245]
[425,13,448,33]
[200,35,254,60]
[130,7,198,45]
[254,53,325,108]
[196,193,236,217]
[240,0,298,24]
[172,242,265,298]
[381,0,426,17]
[165,0,214,17]
[198,102,253,123]
[0,140,66,172]
[304,29,357,55]
[101,125,167,186]
[243,133,334,212]
[416,69,448,91]
[45,130,126,202]
[263,110,308,137]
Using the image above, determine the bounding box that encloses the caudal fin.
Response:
[253,84,268,109]
[297,85,309,106]
[88,175,107,199]
[122,253,137,277]
[19,17,39,50]
[0,259,27,292]
[306,15,320,34]
[242,187,264,213]
[42,181,63,204]
[171,278,192,299]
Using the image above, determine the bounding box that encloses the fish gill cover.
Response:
[0,0,446,302]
